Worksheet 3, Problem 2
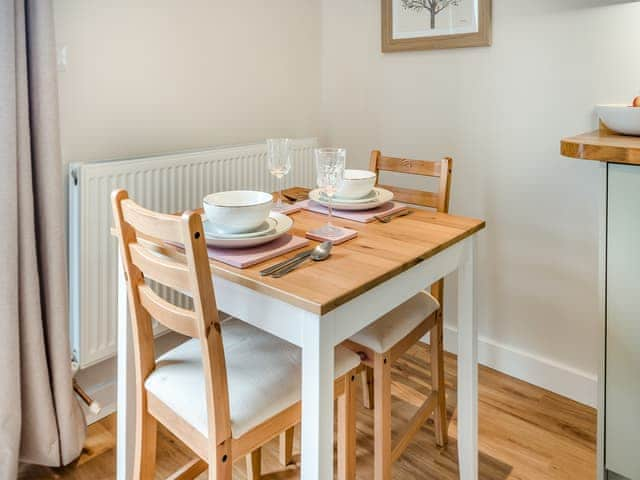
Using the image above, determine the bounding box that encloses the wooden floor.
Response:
[19,343,596,479]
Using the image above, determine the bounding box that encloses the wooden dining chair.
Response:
[111,189,361,480]
[342,150,453,480]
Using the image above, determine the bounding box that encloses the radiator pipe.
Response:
[73,379,102,415]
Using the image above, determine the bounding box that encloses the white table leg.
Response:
[457,236,478,480]
[116,251,135,480]
[300,313,335,480]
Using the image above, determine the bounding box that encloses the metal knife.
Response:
[259,249,314,276]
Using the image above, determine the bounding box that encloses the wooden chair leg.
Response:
[245,448,261,480]
[209,442,232,480]
[338,373,357,480]
[279,427,295,466]
[373,354,392,480]
[133,407,157,479]
[431,313,448,447]
[360,366,375,410]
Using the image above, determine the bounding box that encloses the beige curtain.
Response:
[0,0,85,477]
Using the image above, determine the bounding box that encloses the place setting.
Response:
[298,148,410,231]
[188,138,310,269]
[202,190,296,248]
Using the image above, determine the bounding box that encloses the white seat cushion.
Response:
[349,291,440,354]
[145,318,360,439]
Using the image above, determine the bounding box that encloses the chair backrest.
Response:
[369,150,452,214]
[369,150,453,303]
[111,189,231,445]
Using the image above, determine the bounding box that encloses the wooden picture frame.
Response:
[382,0,492,53]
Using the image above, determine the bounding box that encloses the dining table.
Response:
[114,200,485,480]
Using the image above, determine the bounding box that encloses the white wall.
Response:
[53,0,322,164]
[320,0,640,406]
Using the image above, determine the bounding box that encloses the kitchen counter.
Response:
[561,126,640,165]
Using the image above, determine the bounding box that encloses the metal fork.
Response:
[375,209,412,223]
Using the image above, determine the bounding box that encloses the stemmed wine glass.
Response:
[266,138,292,211]
[313,147,346,237]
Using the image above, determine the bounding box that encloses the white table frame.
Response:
[116,235,479,480]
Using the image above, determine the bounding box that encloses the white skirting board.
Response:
[424,327,597,408]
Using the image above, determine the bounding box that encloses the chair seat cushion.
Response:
[349,291,440,354]
[145,318,360,439]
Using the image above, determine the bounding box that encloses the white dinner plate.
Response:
[203,212,292,248]
[319,190,378,204]
[310,187,394,211]
[204,217,277,239]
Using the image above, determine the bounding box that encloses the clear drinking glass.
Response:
[314,147,346,237]
[266,138,292,211]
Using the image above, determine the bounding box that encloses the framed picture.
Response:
[382,0,491,52]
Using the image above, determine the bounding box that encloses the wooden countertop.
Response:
[561,128,640,165]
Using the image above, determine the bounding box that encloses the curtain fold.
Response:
[0,1,86,477]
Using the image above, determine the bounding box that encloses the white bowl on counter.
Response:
[336,169,377,199]
[203,191,273,234]
[597,104,640,136]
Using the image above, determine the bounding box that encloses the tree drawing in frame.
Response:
[382,0,491,52]
[400,0,461,30]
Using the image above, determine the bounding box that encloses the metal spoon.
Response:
[271,241,332,278]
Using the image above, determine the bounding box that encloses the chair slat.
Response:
[138,284,199,339]
[377,184,438,209]
[122,199,184,244]
[130,242,192,294]
[377,155,441,177]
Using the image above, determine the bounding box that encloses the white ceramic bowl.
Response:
[336,169,377,199]
[203,191,273,234]
[597,104,640,136]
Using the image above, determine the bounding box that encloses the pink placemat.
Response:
[299,200,408,223]
[206,234,309,268]
[169,235,310,269]
[306,227,358,245]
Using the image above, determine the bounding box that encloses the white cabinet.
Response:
[561,129,640,480]
[606,164,640,480]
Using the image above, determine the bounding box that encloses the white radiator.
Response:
[68,138,318,368]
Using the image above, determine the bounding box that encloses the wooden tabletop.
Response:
[114,207,485,314]
[200,209,484,314]
[561,128,640,165]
